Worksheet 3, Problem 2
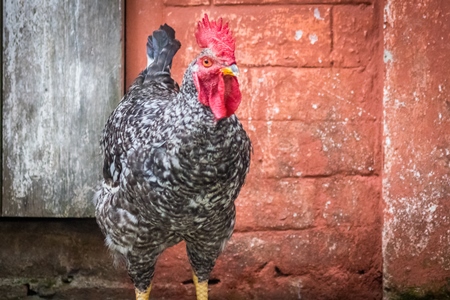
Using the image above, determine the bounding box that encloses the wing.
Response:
[101,24,181,188]
[95,24,181,257]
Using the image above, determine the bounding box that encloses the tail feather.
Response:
[145,24,181,84]
[147,24,176,65]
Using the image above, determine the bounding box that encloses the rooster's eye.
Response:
[202,58,213,68]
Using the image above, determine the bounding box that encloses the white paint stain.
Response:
[272,106,280,114]
[385,136,391,147]
[323,200,331,219]
[295,30,303,41]
[384,49,394,63]
[384,0,394,25]
[249,237,264,248]
[429,205,437,213]
[314,8,324,20]
[394,99,406,108]
[309,33,318,45]
[329,243,337,252]
[296,279,303,299]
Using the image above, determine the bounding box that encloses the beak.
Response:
[221,64,240,77]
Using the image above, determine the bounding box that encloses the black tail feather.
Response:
[147,24,176,63]
[145,24,181,84]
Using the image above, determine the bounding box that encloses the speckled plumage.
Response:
[95,22,251,293]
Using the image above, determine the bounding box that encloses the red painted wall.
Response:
[383,0,450,297]
[125,0,383,299]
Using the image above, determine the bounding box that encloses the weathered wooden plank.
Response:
[2,0,123,217]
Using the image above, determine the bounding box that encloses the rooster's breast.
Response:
[123,115,251,229]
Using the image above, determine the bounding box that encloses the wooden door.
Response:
[2,0,123,217]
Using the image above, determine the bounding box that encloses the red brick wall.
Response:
[126,1,383,299]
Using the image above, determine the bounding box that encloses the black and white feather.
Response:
[95,24,251,291]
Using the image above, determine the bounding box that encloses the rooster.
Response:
[95,15,251,300]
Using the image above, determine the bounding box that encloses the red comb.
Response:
[195,14,236,64]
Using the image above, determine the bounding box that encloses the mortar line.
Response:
[234,225,376,234]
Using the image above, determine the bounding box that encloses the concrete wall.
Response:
[0,219,132,299]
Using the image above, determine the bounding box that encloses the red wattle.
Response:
[193,73,241,120]
[223,76,241,117]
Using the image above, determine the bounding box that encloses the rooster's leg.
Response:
[135,284,151,300]
[193,272,208,300]
[186,226,234,300]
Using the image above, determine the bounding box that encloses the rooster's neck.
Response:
[173,63,217,126]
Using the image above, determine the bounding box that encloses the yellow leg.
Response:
[193,272,208,300]
[135,284,151,300]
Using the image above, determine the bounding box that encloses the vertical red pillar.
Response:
[383,0,450,297]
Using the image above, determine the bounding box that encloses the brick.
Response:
[216,231,321,277]
[245,120,379,178]
[165,5,331,83]
[164,0,210,6]
[314,176,381,227]
[210,230,381,299]
[236,67,379,122]
[332,5,376,67]
[235,178,316,231]
[242,120,328,178]
[235,175,381,231]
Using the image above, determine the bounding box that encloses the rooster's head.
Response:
[192,14,241,120]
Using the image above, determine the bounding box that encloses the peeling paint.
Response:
[309,33,318,45]
[384,0,394,25]
[384,49,394,63]
[314,8,324,21]
[295,30,303,41]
